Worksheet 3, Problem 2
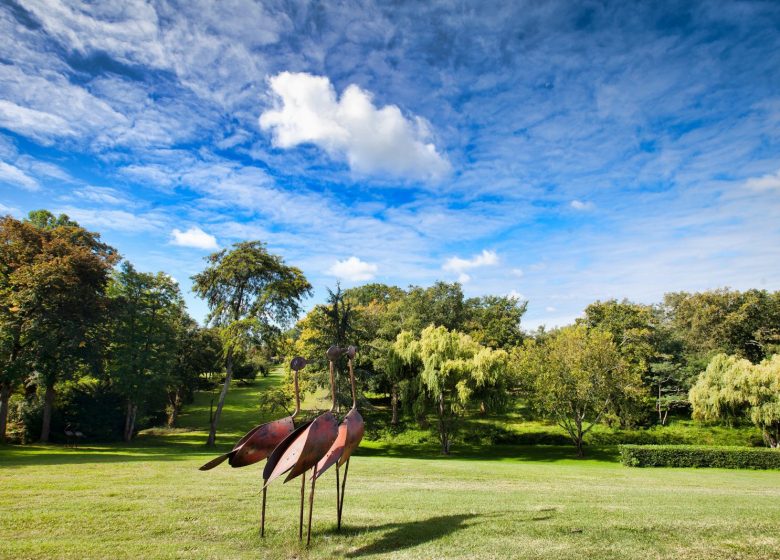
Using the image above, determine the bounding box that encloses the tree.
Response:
[106,262,183,441]
[690,353,780,448]
[395,325,509,454]
[519,325,640,457]
[465,295,527,349]
[0,216,40,441]
[579,300,657,426]
[192,241,311,446]
[15,212,118,442]
[663,289,780,363]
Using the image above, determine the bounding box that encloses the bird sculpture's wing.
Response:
[264,412,339,486]
[199,416,294,471]
[337,408,364,467]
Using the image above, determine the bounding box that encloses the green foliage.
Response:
[619,444,780,469]
[518,325,643,456]
[395,325,510,453]
[690,353,780,447]
[465,295,527,349]
[192,240,311,446]
[663,288,780,363]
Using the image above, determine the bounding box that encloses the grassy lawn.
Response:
[2,371,779,559]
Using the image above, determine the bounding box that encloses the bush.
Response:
[619,444,780,469]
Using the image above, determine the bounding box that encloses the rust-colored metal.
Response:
[262,347,342,543]
[199,357,307,471]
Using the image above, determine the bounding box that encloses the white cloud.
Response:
[57,206,166,233]
[259,72,450,181]
[511,268,524,277]
[507,290,525,301]
[743,170,780,192]
[545,306,557,312]
[442,250,499,283]
[570,199,595,211]
[327,256,378,282]
[74,186,130,205]
[0,202,20,216]
[171,226,218,250]
[0,160,39,190]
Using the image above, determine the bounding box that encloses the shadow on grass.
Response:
[339,514,477,557]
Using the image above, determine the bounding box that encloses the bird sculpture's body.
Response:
[263,345,342,545]
[199,357,308,536]
[314,345,364,530]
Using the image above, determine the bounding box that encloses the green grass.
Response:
[2,371,779,559]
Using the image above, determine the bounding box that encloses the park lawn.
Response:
[2,374,780,559]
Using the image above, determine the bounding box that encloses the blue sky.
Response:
[1,0,779,329]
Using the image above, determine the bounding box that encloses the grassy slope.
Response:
[1,370,779,560]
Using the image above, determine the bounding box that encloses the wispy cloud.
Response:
[260,72,450,181]
[171,226,218,250]
[443,250,499,283]
[570,200,595,211]
[0,160,39,190]
[744,169,780,192]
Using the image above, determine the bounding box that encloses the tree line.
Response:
[0,211,309,444]
[289,283,780,456]
[2,210,778,455]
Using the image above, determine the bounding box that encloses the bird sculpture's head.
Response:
[346,345,357,360]
[290,356,307,371]
[326,345,344,362]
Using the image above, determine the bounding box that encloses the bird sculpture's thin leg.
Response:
[338,458,350,530]
[261,482,267,537]
[335,464,340,524]
[298,470,306,541]
[306,466,317,546]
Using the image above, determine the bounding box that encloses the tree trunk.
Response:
[124,400,138,442]
[575,418,585,458]
[390,384,398,426]
[167,389,183,428]
[0,382,10,442]
[207,347,234,447]
[438,392,449,455]
[40,383,55,443]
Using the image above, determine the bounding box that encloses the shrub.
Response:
[619,444,780,469]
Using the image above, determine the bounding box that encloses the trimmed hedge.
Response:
[619,444,780,470]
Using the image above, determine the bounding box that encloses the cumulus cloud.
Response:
[0,160,39,190]
[570,199,595,211]
[743,170,780,192]
[171,226,218,250]
[511,268,524,277]
[259,72,450,181]
[507,290,525,301]
[327,256,378,282]
[443,250,499,283]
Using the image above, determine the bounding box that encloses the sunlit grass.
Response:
[1,370,778,559]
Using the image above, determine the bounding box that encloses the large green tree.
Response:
[192,241,311,446]
[519,325,640,456]
[15,211,118,442]
[690,353,780,448]
[106,262,184,441]
[395,325,510,454]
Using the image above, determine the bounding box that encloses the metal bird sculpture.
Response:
[314,345,364,530]
[199,356,307,471]
[263,346,341,545]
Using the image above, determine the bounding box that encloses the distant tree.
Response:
[17,211,118,442]
[465,295,527,350]
[519,325,640,457]
[192,241,311,447]
[663,289,780,363]
[690,353,780,448]
[395,325,510,454]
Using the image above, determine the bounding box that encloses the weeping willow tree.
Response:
[690,353,780,448]
[394,325,509,454]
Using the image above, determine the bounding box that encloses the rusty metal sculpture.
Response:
[263,345,341,545]
[315,345,364,530]
[199,356,309,537]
